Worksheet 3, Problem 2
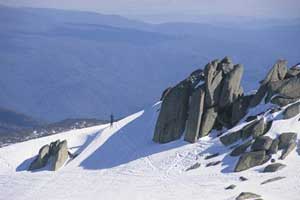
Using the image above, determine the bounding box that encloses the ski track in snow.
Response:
[0,103,300,200]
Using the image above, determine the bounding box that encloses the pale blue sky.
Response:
[1,0,299,22]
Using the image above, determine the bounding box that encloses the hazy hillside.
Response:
[0,5,299,121]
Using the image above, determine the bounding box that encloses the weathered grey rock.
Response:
[280,142,296,160]
[285,64,300,78]
[220,130,242,146]
[185,162,201,171]
[189,69,205,87]
[230,140,252,157]
[206,160,221,167]
[205,153,219,160]
[251,136,273,151]
[261,154,271,165]
[218,56,234,74]
[263,163,286,173]
[225,184,236,190]
[234,151,266,172]
[270,77,300,100]
[199,107,218,137]
[236,192,261,200]
[29,144,50,171]
[160,87,172,101]
[268,139,279,154]
[231,95,252,125]
[283,102,300,119]
[249,84,268,108]
[219,64,244,108]
[242,118,266,139]
[49,140,61,155]
[153,80,192,143]
[52,140,69,171]
[239,176,248,181]
[261,176,286,185]
[250,60,287,107]
[261,60,288,85]
[204,60,223,107]
[278,132,297,149]
[184,87,205,143]
[270,96,299,107]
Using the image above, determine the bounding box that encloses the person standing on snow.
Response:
[110,114,114,127]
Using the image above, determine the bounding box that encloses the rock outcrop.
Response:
[234,151,266,172]
[184,87,205,143]
[283,102,300,119]
[263,163,286,173]
[204,60,223,107]
[29,144,50,171]
[153,80,192,143]
[29,140,69,171]
[219,64,244,108]
[52,140,68,171]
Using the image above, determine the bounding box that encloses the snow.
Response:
[0,103,300,200]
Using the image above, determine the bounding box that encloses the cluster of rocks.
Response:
[153,57,300,173]
[251,60,300,107]
[154,58,300,144]
[221,129,297,172]
[154,57,246,143]
[29,140,69,171]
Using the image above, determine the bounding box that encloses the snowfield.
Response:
[0,103,299,200]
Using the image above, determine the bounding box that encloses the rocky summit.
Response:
[153,57,246,144]
[153,57,300,173]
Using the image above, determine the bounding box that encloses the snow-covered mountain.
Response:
[0,101,299,200]
[0,5,299,122]
[2,57,300,200]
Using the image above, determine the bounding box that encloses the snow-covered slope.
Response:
[0,103,299,200]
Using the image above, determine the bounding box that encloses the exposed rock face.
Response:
[263,163,286,173]
[261,60,288,85]
[286,64,300,78]
[185,163,201,171]
[153,80,192,143]
[220,130,242,146]
[231,95,252,125]
[236,192,261,200]
[52,140,69,171]
[230,140,252,157]
[234,151,266,172]
[271,96,299,107]
[242,118,266,139]
[278,132,297,149]
[199,107,218,137]
[261,176,286,185]
[251,136,272,151]
[160,87,172,101]
[184,87,205,143]
[218,56,234,74]
[268,139,279,154]
[29,144,50,170]
[269,78,300,100]
[280,142,296,160]
[249,84,268,108]
[189,69,205,87]
[28,140,69,171]
[283,102,300,119]
[250,60,288,107]
[219,64,244,108]
[204,60,223,107]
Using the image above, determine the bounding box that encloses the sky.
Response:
[0,0,300,22]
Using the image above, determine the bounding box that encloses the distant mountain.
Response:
[0,106,107,147]
[0,5,299,122]
[0,107,42,133]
